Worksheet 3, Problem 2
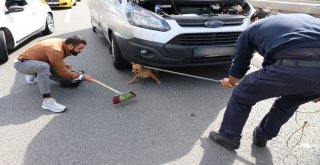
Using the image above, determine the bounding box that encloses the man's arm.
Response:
[220,28,256,88]
[220,75,239,88]
[65,64,72,70]
[229,29,255,79]
[47,51,79,80]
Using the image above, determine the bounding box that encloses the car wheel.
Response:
[42,14,54,35]
[111,35,129,69]
[0,30,9,63]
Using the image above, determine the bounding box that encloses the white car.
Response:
[0,0,54,63]
[87,0,255,69]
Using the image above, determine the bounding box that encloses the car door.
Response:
[100,0,115,35]
[100,0,121,36]
[25,0,44,32]
[4,0,36,42]
[88,0,102,30]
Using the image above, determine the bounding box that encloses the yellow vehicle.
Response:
[42,0,78,8]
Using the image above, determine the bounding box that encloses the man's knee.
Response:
[231,85,259,107]
[38,63,51,76]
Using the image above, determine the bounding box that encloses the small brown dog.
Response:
[128,62,161,85]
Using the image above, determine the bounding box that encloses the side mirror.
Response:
[5,6,24,14]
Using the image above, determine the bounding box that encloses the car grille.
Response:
[46,0,59,2]
[176,18,244,27]
[168,32,241,46]
[170,15,245,27]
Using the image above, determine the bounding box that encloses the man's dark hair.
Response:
[65,35,87,46]
[250,7,280,22]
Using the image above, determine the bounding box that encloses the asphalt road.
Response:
[1,1,320,165]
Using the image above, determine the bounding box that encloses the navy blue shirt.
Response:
[230,14,320,79]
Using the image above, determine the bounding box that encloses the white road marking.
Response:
[64,9,72,23]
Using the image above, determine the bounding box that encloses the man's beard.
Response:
[70,48,79,56]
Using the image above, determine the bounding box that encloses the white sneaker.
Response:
[41,98,66,113]
[25,75,36,84]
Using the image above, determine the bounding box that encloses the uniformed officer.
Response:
[209,12,320,149]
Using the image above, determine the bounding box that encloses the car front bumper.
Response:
[115,35,236,67]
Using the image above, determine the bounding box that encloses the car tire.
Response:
[0,30,9,63]
[91,20,96,33]
[42,14,54,35]
[111,35,129,69]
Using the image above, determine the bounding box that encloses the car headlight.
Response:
[126,7,170,32]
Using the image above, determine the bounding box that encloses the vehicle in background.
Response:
[87,0,255,69]
[42,0,77,8]
[0,0,54,63]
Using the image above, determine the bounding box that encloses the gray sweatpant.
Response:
[14,60,69,95]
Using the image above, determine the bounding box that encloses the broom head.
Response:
[112,91,136,104]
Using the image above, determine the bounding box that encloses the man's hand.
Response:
[313,98,320,103]
[220,75,239,88]
[83,75,95,82]
[65,64,72,70]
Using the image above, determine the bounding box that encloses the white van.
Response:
[0,0,54,63]
[87,0,255,69]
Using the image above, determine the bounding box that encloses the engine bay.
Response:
[131,0,251,17]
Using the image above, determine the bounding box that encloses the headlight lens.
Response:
[126,7,170,32]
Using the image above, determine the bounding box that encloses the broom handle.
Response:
[70,68,121,94]
[94,80,121,94]
[143,66,221,83]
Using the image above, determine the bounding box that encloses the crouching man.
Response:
[14,35,95,113]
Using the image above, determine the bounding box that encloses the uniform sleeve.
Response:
[229,28,255,79]
[47,51,79,80]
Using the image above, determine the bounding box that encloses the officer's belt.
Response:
[277,59,320,68]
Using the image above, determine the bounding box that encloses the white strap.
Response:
[73,74,83,81]
[14,58,20,63]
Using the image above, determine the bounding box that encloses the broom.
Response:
[143,66,221,83]
[70,68,136,104]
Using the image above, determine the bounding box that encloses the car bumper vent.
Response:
[168,32,241,46]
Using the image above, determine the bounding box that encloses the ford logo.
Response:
[204,20,224,28]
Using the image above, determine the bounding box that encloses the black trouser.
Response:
[219,61,320,140]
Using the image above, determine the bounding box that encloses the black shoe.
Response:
[60,70,84,88]
[253,128,267,147]
[60,80,82,88]
[209,131,240,150]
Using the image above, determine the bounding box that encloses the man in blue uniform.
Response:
[209,12,320,149]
